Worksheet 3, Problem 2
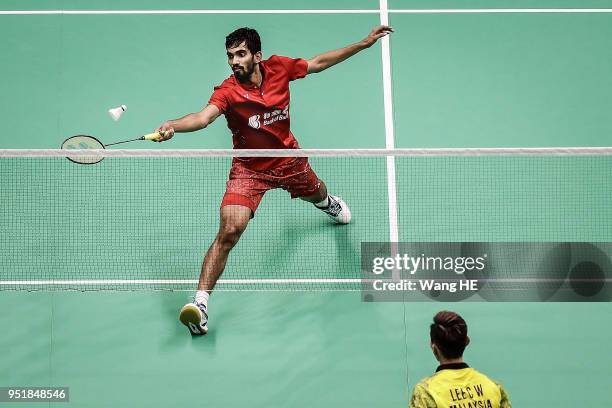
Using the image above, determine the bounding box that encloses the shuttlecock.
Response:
[108,104,127,121]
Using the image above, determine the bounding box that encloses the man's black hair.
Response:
[225,27,261,54]
[430,311,468,359]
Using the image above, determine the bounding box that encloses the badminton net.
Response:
[0,147,611,291]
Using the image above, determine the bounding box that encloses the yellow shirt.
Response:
[409,363,511,408]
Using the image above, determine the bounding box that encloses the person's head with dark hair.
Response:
[429,311,470,363]
[225,27,262,83]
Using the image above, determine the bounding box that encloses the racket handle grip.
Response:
[143,132,161,141]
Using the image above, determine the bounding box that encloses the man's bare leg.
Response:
[299,180,328,204]
[198,204,252,291]
[300,180,351,224]
[179,204,252,334]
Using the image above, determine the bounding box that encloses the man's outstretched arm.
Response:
[155,104,222,142]
[306,25,394,74]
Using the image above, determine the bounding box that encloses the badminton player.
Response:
[155,25,393,334]
[409,311,512,408]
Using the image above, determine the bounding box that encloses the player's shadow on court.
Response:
[254,214,358,280]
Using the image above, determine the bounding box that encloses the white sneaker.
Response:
[179,302,208,335]
[319,195,351,224]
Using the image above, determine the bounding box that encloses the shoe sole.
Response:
[179,304,208,335]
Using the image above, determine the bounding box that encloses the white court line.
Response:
[2,9,612,15]
[0,9,378,15]
[392,8,612,13]
[379,0,400,283]
[2,278,608,286]
[0,279,362,286]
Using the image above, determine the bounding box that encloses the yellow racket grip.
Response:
[143,132,161,141]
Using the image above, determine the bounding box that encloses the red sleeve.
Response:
[208,86,231,114]
[271,55,309,81]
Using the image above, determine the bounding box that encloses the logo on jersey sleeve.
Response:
[248,114,261,129]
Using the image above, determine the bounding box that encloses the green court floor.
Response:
[2,294,611,407]
[2,3,612,407]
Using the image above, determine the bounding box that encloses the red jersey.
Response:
[208,55,309,171]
